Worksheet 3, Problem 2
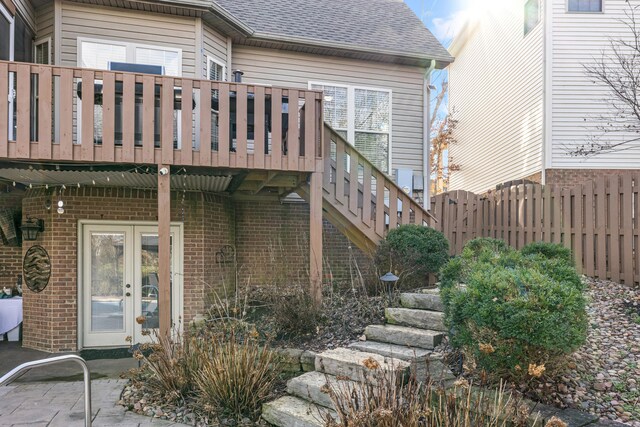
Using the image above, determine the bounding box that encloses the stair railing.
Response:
[0,354,93,427]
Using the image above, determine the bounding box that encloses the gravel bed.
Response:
[527,278,640,425]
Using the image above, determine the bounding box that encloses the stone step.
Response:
[364,324,444,350]
[287,371,358,410]
[385,307,447,331]
[314,347,410,382]
[348,340,433,361]
[348,341,455,382]
[400,292,444,312]
[262,395,337,427]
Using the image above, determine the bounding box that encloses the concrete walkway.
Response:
[0,379,189,426]
[0,342,189,426]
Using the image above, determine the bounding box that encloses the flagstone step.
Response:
[348,341,454,381]
[287,371,359,410]
[400,292,444,312]
[364,324,444,349]
[385,307,447,331]
[348,340,434,361]
[262,395,337,427]
[314,347,410,382]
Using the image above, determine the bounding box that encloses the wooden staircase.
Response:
[299,125,435,254]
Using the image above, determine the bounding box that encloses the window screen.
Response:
[13,14,33,63]
[568,0,602,12]
[0,12,9,61]
[208,59,224,81]
[35,40,50,64]
[524,0,540,35]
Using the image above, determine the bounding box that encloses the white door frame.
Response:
[77,220,183,349]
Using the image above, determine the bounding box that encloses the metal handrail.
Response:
[0,354,92,427]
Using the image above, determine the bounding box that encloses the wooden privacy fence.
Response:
[430,175,640,286]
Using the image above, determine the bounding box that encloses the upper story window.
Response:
[311,82,391,173]
[207,56,226,81]
[524,0,540,35]
[568,0,602,12]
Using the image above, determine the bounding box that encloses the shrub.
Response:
[194,330,281,419]
[374,225,449,289]
[440,246,587,381]
[325,368,531,427]
[463,237,509,259]
[521,242,573,265]
[268,286,323,337]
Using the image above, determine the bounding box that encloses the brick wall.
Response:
[0,188,23,289]
[18,189,369,352]
[234,199,373,292]
[545,169,640,187]
[20,187,237,352]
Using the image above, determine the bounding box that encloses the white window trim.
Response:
[206,55,226,81]
[77,37,183,75]
[34,37,52,64]
[566,0,604,13]
[309,80,393,173]
[76,37,183,145]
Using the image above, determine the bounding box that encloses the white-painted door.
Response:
[82,224,182,348]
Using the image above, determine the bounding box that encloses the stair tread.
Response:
[348,340,436,361]
[287,371,358,410]
[364,324,444,350]
[385,307,447,331]
[315,347,410,382]
[262,395,337,427]
[399,292,444,312]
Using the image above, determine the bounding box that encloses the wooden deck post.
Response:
[158,165,171,336]
[309,171,323,304]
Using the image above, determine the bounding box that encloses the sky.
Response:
[405,0,468,46]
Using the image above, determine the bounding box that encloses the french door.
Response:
[81,223,182,348]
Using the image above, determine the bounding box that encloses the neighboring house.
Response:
[448,0,640,193]
[0,0,452,352]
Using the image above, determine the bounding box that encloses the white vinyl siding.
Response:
[232,46,426,174]
[203,24,227,79]
[448,2,544,193]
[549,0,640,168]
[35,2,54,62]
[60,2,196,76]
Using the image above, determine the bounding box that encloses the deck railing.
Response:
[0,61,323,171]
[323,126,434,244]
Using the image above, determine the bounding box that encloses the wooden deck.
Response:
[0,61,323,172]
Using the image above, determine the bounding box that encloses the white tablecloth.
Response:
[0,297,23,335]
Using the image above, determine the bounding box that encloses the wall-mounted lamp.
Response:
[21,217,45,241]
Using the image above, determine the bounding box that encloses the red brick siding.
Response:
[0,189,23,289]
[545,169,640,187]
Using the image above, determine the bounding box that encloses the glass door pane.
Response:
[90,232,126,332]
[135,229,173,342]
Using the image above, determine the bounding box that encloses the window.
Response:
[13,14,33,63]
[311,82,391,172]
[34,38,51,64]
[77,38,182,145]
[0,4,11,61]
[568,0,602,12]
[207,56,226,81]
[524,0,540,35]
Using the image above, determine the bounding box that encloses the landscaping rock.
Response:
[301,350,317,372]
[385,307,446,331]
[262,396,336,427]
[400,292,444,312]
[278,348,303,373]
[364,324,443,349]
[348,340,433,361]
[314,347,410,382]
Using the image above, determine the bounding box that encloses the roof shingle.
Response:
[212,0,453,63]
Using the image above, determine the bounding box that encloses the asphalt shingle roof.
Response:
[212,0,453,63]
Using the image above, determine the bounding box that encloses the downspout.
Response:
[423,59,436,207]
